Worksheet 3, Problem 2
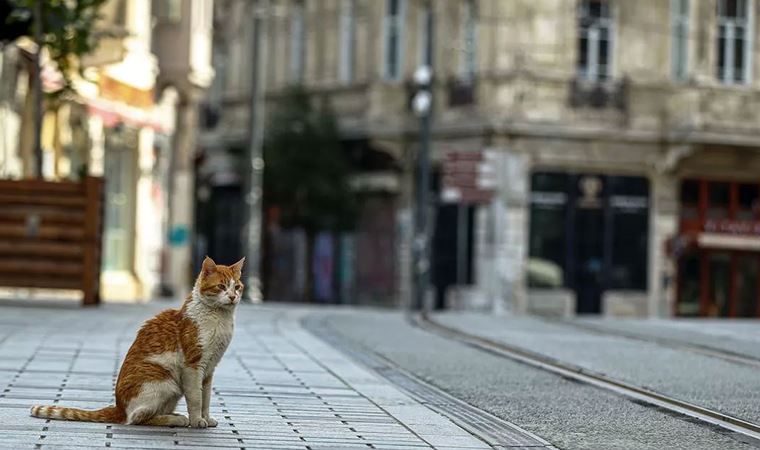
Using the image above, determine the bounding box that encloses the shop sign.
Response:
[703,219,760,236]
[441,151,496,204]
[531,191,567,207]
[610,195,648,211]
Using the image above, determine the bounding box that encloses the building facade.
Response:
[207,0,760,317]
[0,0,214,302]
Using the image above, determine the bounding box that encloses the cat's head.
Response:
[196,256,245,308]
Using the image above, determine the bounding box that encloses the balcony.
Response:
[569,77,629,111]
[447,77,477,107]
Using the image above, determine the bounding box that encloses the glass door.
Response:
[706,252,731,317]
[103,131,136,272]
[735,254,759,317]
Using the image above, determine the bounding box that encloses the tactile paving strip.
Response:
[303,314,558,449]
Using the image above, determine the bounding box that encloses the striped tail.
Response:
[30,405,125,424]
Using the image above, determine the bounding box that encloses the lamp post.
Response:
[241,0,269,303]
[412,65,433,311]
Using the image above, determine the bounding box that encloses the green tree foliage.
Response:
[263,88,357,232]
[1,0,109,93]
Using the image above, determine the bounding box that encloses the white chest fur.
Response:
[185,299,235,373]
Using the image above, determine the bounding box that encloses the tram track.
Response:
[548,318,760,370]
[414,312,760,446]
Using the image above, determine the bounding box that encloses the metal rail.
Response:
[415,313,760,445]
[550,318,760,370]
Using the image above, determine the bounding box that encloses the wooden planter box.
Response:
[0,177,104,306]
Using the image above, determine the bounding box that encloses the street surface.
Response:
[0,302,759,449]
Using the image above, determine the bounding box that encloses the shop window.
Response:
[528,173,568,288]
[707,182,730,219]
[737,183,759,220]
[677,251,700,316]
[532,172,569,192]
[680,179,699,221]
[609,176,649,290]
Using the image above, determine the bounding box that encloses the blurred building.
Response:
[200,0,760,317]
[152,0,216,297]
[0,0,214,302]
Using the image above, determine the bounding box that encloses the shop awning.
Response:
[85,97,169,132]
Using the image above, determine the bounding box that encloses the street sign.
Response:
[441,151,496,204]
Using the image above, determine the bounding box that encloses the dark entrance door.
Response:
[572,175,606,314]
[574,201,605,313]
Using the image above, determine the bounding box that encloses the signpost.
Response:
[441,151,497,285]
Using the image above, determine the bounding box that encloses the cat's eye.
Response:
[217,284,226,290]
[235,284,242,290]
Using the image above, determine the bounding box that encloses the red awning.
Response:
[85,97,169,133]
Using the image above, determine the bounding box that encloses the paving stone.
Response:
[0,303,491,449]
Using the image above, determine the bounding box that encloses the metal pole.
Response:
[414,99,433,311]
[32,0,43,178]
[456,204,467,285]
[241,0,269,302]
[413,8,435,312]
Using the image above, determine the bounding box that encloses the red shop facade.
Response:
[673,179,760,317]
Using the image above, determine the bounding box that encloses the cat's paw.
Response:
[204,416,218,427]
[190,417,208,428]
[169,415,190,427]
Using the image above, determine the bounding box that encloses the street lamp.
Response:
[412,65,433,312]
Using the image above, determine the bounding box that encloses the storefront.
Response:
[528,172,650,313]
[674,179,760,317]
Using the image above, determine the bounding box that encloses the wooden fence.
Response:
[0,177,104,305]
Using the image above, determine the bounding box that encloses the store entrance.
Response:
[677,250,760,317]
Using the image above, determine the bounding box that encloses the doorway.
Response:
[678,250,760,317]
[102,129,137,272]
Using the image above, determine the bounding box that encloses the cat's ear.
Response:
[230,257,245,276]
[201,256,217,276]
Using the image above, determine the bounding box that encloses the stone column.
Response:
[491,149,529,315]
[165,88,203,297]
[649,173,679,317]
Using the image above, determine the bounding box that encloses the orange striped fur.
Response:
[30,256,245,428]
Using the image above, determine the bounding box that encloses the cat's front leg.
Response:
[182,368,206,428]
[202,373,218,427]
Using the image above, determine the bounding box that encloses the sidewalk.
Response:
[0,302,488,450]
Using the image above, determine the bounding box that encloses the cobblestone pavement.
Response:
[0,302,490,450]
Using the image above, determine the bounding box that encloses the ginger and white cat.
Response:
[30,256,244,428]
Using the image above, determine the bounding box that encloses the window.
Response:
[461,0,476,80]
[680,179,700,221]
[577,0,613,82]
[383,0,405,80]
[528,173,569,288]
[154,0,181,23]
[717,0,752,84]
[608,176,649,290]
[419,3,433,67]
[671,0,689,81]
[290,1,306,84]
[339,0,356,84]
[708,181,730,219]
[738,183,759,220]
[677,251,701,316]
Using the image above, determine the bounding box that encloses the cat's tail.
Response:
[30,405,125,423]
